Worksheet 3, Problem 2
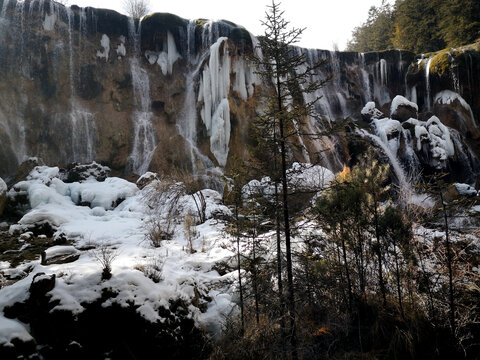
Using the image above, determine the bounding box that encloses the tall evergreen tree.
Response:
[347,2,395,52]
[251,1,325,358]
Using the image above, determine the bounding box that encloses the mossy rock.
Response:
[429,50,451,75]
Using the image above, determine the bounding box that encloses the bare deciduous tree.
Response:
[122,0,150,19]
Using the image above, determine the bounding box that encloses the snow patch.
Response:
[43,12,56,31]
[454,183,478,196]
[0,315,33,346]
[96,34,110,62]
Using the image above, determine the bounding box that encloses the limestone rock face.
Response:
[0,0,478,185]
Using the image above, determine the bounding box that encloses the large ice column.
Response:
[198,37,231,167]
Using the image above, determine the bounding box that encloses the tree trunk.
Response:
[278,97,297,360]
[440,191,455,335]
[275,181,287,360]
[235,205,245,335]
[252,227,260,325]
[373,194,386,305]
[393,238,404,319]
[340,224,353,312]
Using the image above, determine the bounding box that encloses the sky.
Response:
[67,0,387,50]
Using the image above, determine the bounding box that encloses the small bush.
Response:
[144,218,173,247]
[136,254,165,283]
[90,242,119,280]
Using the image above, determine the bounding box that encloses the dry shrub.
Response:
[209,315,282,360]
[90,241,119,280]
[135,254,165,283]
[144,217,173,247]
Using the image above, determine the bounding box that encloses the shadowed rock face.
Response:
[0,0,478,184]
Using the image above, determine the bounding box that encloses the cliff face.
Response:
[0,0,479,184]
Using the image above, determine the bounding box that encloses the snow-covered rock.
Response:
[136,171,158,189]
[390,95,418,122]
[433,90,480,139]
[60,162,111,183]
[453,183,478,197]
[68,178,138,209]
[243,163,334,201]
[42,246,80,265]
[361,101,384,122]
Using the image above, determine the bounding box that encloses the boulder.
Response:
[433,90,480,140]
[390,95,418,122]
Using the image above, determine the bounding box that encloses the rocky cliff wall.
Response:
[0,0,479,185]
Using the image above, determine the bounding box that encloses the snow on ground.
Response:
[0,166,240,343]
[0,315,33,346]
[454,183,478,196]
[242,162,334,200]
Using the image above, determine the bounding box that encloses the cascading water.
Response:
[0,0,10,18]
[359,53,371,103]
[424,57,432,110]
[379,58,388,86]
[0,0,26,166]
[176,21,215,176]
[127,17,157,175]
[66,4,96,163]
[357,128,411,197]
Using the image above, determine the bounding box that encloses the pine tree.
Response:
[251,1,325,358]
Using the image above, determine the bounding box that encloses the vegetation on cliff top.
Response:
[347,0,480,53]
